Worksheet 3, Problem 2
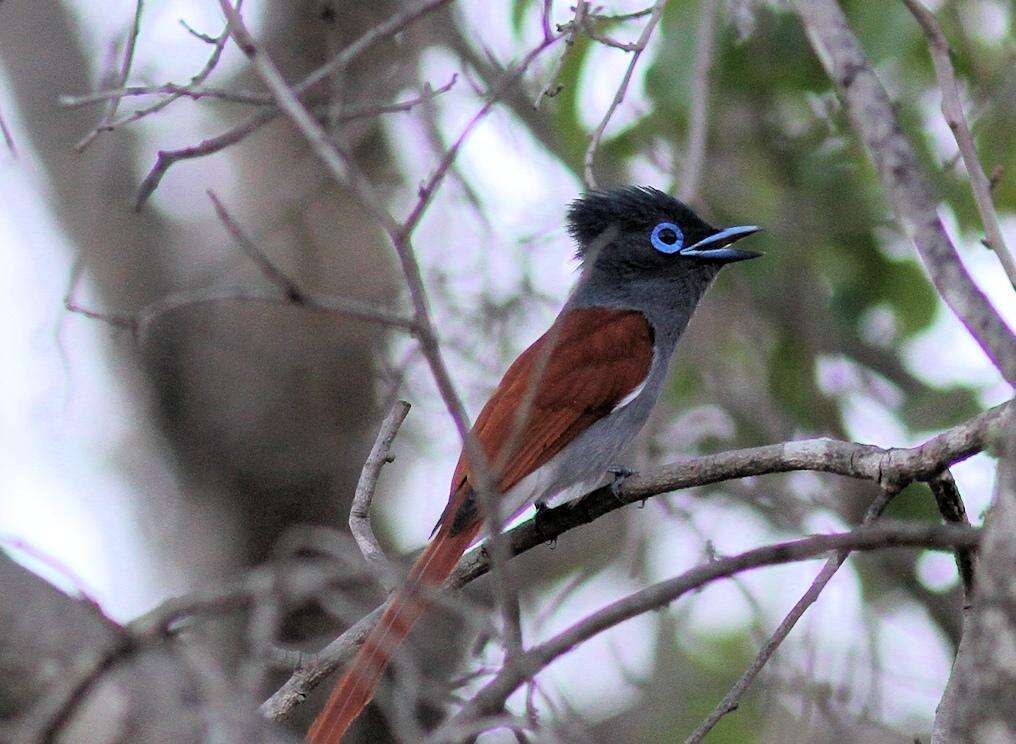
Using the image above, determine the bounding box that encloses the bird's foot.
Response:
[607,466,636,505]
[534,500,556,549]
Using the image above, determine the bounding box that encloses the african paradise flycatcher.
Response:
[308,186,762,742]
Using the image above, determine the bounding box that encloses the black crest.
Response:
[566,186,710,253]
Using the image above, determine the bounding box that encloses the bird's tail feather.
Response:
[306,521,481,743]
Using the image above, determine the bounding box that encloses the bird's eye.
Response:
[650,222,684,254]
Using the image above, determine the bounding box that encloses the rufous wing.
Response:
[439,306,654,530]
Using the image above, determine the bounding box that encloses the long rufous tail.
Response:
[307,520,482,743]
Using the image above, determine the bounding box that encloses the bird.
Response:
[307,186,761,743]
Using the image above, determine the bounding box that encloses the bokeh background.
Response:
[1,0,1013,741]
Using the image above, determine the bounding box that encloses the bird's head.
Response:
[567,186,761,283]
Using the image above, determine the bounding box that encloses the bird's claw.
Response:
[534,500,556,549]
[608,466,636,504]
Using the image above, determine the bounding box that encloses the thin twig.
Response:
[350,400,412,591]
[134,79,457,210]
[677,0,718,204]
[66,285,417,340]
[534,1,587,108]
[134,0,454,208]
[135,107,275,210]
[61,83,271,108]
[588,6,657,24]
[583,0,667,188]
[683,485,899,743]
[179,17,219,44]
[62,73,456,113]
[76,0,145,151]
[88,1,244,144]
[0,102,16,156]
[902,0,1016,288]
[206,189,306,302]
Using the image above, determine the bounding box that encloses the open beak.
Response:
[681,225,762,263]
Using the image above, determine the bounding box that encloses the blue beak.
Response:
[681,225,762,263]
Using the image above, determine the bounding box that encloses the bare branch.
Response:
[88,2,245,144]
[63,73,456,114]
[135,107,275,210]
[793,0,1016,382]
[583,0,667,188]
[588,6,657,24]
[445,522,980,733]
[76,0,146,151]
[535,1,587,108]
[350,400,412,591]
[206,189,306,302]
[134,81,456,210]
[67,284,417,341]
[684,485,899,743]
[61,84,271,108]
[179,17,219,44]
[260,399,1010,721]
[291,0,456,97]
[134,0,456,208]
[399,43,562,241]
[902,0,1016,287]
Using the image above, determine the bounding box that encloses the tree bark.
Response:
[933,413,1016,743]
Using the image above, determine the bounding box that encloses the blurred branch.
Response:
[61,83,272,108]
[206,189,306,302]
[928,469,976,600]
[0,101,16,155]
[260,399,1010,721]
[794,0,1016,383]
[3,550,312,743]
[583,0,667,188]
[902,0,1016,288]
[63,70,456,114]
[133,0,456,209]
[94,1,242,144]
[134,78,457,210]
[684,484,899,743]
[677,0,718,204]
[535,1,586,108]
[588,6,657,24]
[66,0,445,148]
[75,0,145,151]
[66,285,417,338]
[349,400,412,591]
[135,106,275,209]
[445,521,980,733]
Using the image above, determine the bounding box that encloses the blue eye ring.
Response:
[651,222,684,253]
